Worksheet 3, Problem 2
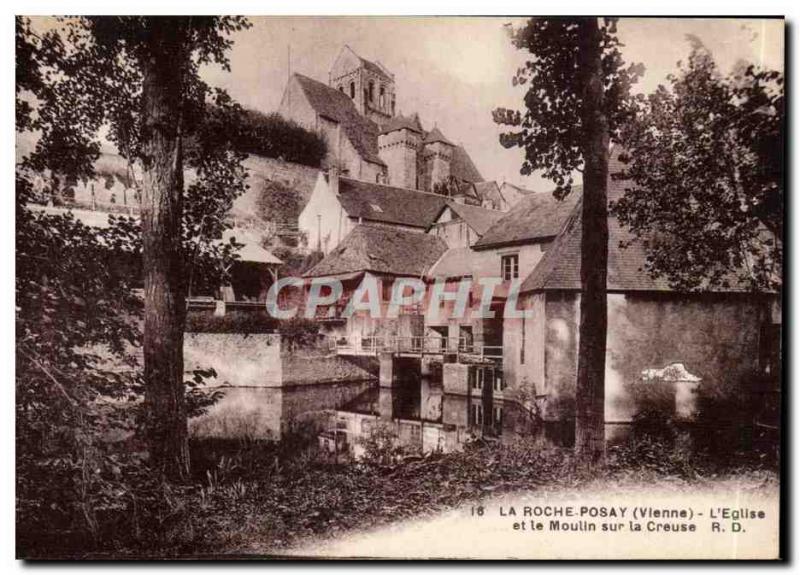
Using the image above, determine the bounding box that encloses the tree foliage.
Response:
[16,15,250,546]
[493,17,644,199]
[612,40,783,291]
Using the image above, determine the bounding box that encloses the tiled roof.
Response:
[379,113,423,135]
[293,74,385,166]
[474,189,581,249]
[519,197,670,292]
[451,144,484,183]
[304,224,448,278]
[521,148,754,293]
[337,177,448,228]
[427,247,474,279]
[222,228,283,265]
[423,126,453,146]
[444,201,506,236]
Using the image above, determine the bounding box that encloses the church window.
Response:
[349,81,355,99]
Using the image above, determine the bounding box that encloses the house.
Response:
[448,180,510,211]
[303,223,448,344]
[427,201,506,249]
[424,190,580,396]
[298,170,448,254]
[312,146,780,455]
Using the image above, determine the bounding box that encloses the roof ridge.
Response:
[446,200,506,214]
[339,176,449,198]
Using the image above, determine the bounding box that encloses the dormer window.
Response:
[349,81,355,99]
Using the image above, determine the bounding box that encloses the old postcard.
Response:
[15,15,783,560]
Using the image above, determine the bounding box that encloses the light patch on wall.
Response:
[549,318,570,342]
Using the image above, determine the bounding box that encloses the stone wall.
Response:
[185,332,376,440]
[539,291,770,427]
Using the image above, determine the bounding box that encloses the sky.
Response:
[200,17,784,191]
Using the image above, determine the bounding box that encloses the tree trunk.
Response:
[140,18,190,481]
[574,18,610,467]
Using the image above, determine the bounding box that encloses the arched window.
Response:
[339,85,344,93]
[368,80,375,103]
[349,81,355,99]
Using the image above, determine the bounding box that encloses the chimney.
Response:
[328,166,340,196]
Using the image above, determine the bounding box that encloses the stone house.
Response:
[501,194,780,444]
[279,46,487,195]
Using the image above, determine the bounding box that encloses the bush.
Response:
[234,110,327,168]
[184,310,278,334]
[279,317,320,351]
[358,422,404,467]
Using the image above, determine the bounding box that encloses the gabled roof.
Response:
[426,247,474,279]
[519,195,733,293]
[304,224,447,278]
[521,148,755,294]
[379,113,423,135]
[451,144,484,183]
[337,177,448,228]
[222,228,283,265]
[293,73,385,166]
[500,181,537,196]
[423,126,453,146]
[473,189,581,250]
[441,201,506,236]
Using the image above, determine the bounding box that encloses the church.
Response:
[278,45,485,194]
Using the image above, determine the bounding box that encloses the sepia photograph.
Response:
[13,14,784,560]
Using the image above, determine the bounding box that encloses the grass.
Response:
[18,431,779,559]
